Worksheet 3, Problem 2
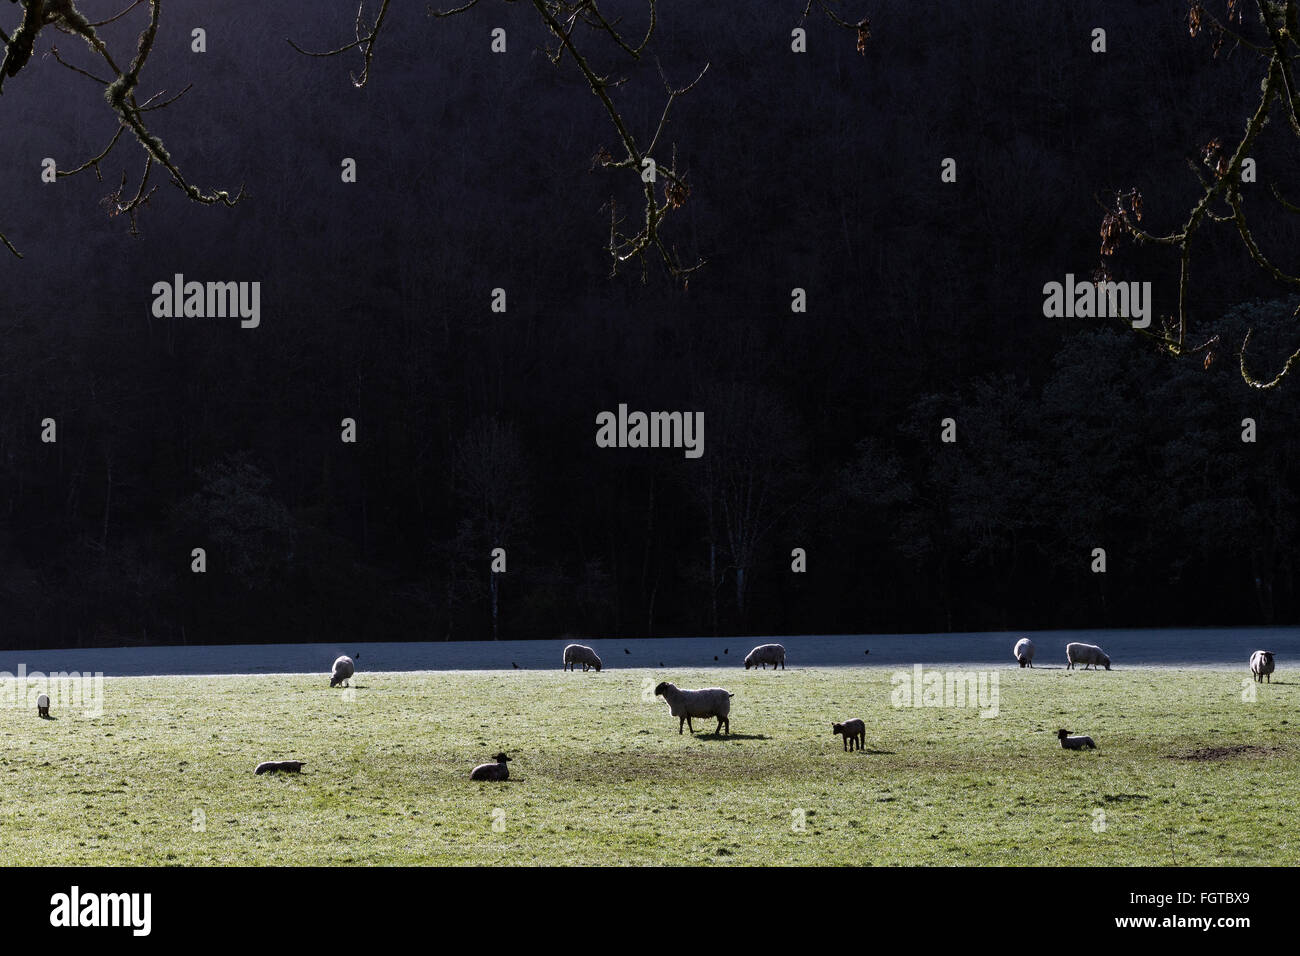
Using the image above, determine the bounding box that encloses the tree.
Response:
[1101,0,1300,387]
[0,0,243,257]
[451,417,530,639]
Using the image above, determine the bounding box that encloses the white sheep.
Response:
[36,693,50,718]
[1057,729,1096,750]
[1013,637,1035,668]
[1065,642,1110,670]
[1250,650,1275,684]
[744,643,786,670]
[470,752,512,781]
[562,644,602,672]
[832,718,865,751]
[654,682,733,735]
[330,655,355,687]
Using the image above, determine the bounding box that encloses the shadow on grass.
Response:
[694,732,770,741]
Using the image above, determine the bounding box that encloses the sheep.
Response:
[744,643,786,670]
[832,718,866,751]
[1057,729,1096,750]
[255,760,306,774]
[470,752,512,781]
[329,655,355,687]
[654,682,733,735]
[563,644,602,672]
[36,693,50,718]
[1065,642,1110,670]
[1013,637,1035,668]
[1250,650,1276,684]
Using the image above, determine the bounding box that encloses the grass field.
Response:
[1,666,1296,865]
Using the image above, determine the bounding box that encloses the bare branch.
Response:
[287,0,391,88]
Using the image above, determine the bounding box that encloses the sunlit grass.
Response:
[0,666,1295,865]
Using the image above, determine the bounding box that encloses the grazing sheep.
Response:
[744,643,786,670]
[1057,729,1096,750]
[1013,637,1035,668]
[36,693,50,718]
[563,644,602,672]
[654,682,733,735]
[330,655,355,687]
[1065,642,1110,670]
[832,718,866,752]
[1250,650,1276,683]
[255,760,306,774]
[470,752,512,781]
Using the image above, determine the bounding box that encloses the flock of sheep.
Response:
[1014,638,1278,749]
[295,641,1289,775]
[25,640,1280,779]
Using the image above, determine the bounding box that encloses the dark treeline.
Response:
[2,0,1300,649]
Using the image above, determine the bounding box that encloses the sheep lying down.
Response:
[255,760,306,774]
[655,682,732,735]
[470,753,512,781]
[1057,729,1096,750]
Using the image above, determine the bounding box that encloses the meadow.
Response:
[1,666,1295,865]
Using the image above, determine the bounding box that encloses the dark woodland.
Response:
[3,0,1300,649]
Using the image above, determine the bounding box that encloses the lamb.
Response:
[329,655,355,687]
[1065,642,1110,670]
[36,693,50,718]
[1250,650,1276,683]
[744,643,786,670]
[1057,729,1096,750]
[255,760,306,774]
[470,752,512,781]
[562,644,602,672]
[654,682,733,735]
[1013,637,1035,668]
[832,718,866,751]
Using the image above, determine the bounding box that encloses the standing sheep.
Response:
[1013,637,1035,668]
[1065,642,1110,670]
[36,693,50,719]
[832,718,866,751]
[654,682,733,735]
[1250,650,1276,683]
[470,752,512,781]
[562,644,602,672]
[329,655,355,687]
[744,643,786,670]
